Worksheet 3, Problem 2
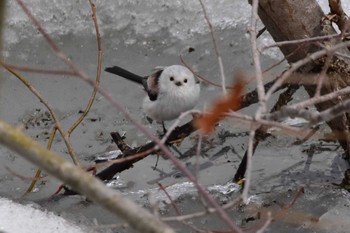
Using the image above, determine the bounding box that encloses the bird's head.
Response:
[159,65,198,92]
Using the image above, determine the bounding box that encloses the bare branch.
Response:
[67,0,103,136]
[198,0,227,94]
[2,63,80,166]
[1,63,77,75]
[0,120,175,233]
[265,40,350,101]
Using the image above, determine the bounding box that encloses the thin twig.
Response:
[160,110,200,145]
[228,112,310,139]
[67,0,102,136]
[157,183,181,215]
[291,85,350,110]
[163,197,241,222]
[2,64,80,166]
[25,126,57,194]
[198,0,227,94]
[95,122,197,182]
[241,0,266,204]
[1,63,77,75]
[256,212,272,233]
[284,187,305,209]
[265,40,350,101]
[180,55,232,89]
[7,0,103,191]
[261,32,350,50]
[249,0,267,115]
[242,124,257,203]
[15,1,242,230]
[0,120,175,233]
[314,45,333,97]
[268,98,350,127]
[195,134,203,180]
[5,166,48,181]
[262,44,304,74]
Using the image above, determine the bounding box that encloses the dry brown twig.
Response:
[13,1,243,231]
[160,110,201,145]
[267,97,350,127]
[229,0,350,202]
[314,47,333,97]
[25,124,58,193]
[228,112,310,139]
[256,212,272,233]
[198,0,227,94]
[21,0,103,194]
[12,0,349,231]
[329,0,350,34]
[5,166,48,181]
[180,55,232,89]
[261,32,350,50]
[266,40,350,101]
[0,63,77,75]
[0,120,175,233]
[242,0,267,203]
[157,183,181,216]
[290,84,350,110]
[67,0,102,136]
[163,196,241,222]
[2,64,80,166]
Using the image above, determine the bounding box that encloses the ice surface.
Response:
[0,198,87,233]
[126,181,240,210]
[5,0,349,60]
[4,0,250,46]
[2,1,350,232]
[4,0,350,48]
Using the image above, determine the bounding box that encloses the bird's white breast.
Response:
[143,82,200,122]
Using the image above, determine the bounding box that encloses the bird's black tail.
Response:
[105,66,143,85]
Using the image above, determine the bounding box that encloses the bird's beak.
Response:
[175,81,182,86]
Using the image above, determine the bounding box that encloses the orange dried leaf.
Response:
[195,75,245,134]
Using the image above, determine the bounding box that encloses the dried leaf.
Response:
[196,73,246,134]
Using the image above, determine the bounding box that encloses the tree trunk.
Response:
[256,0,350,160]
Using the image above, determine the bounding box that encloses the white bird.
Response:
[105,65,200,131]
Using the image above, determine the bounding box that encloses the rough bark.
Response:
[256,0,350,160]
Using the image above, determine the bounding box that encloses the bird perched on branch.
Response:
[105,65,200,131]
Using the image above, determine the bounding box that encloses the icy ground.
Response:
[1,0,350,233]
[0,198,86,233]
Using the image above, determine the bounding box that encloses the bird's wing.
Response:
[144,69,163,101]
[105,65,164,101]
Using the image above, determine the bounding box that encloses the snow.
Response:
[0,198,86,233]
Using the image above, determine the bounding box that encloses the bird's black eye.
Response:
[184,79,188,83]
[170,76,174,81]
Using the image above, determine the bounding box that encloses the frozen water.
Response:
[0,198,87,233]
[5,0,348,61]
[4,0,350,52]
[4,0,250,46]
[127,181,241,210]
[2,1,350,233]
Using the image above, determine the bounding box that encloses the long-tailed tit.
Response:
[105,65,200,129]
